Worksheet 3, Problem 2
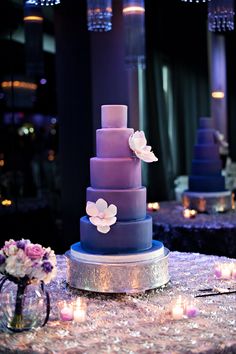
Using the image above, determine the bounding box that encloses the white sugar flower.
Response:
[129,131,158,163]
[86,198,117,234]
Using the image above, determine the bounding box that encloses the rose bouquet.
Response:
[0,239,57,331]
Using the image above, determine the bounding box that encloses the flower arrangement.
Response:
[86,198,117,234]
[129,131,158,163]
[0,239,57,331]
[0,239,57,284]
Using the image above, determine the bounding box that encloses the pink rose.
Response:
[25,244,44,260]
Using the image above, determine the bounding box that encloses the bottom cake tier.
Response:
[66,241,170,293]
[182,190,233,213]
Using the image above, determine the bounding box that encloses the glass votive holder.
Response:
[73,297,87,323]
[170,295,185,320]
[214,263,234,280]
[170,295,199,320]
[57,300,74,322]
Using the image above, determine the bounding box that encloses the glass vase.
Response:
[0,276,50,332]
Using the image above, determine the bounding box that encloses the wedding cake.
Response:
[66,105,169,293]
[182,117,232,213]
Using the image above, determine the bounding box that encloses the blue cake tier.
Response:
[191,159,222,175]
[87,187,146,221]
[80,215,152,254]
[90,157,141,189]
[193,145,219,160]
[197,129,216,144]
[96,128,134,158]
[188,175,225,192]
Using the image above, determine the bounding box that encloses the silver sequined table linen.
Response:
[0,252,236,354]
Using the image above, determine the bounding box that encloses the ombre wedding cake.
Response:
[66,105,169,293]
[182,117,232,213]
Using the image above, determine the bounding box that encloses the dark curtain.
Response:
[145,0,210,201]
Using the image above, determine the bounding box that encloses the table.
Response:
[151,201,236,258]
[0,253,236,353]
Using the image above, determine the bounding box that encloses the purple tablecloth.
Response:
[0,252,236,353]
[152,201,236,257]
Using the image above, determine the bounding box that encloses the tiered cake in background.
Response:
[182,117,232,213]
[66,105,169,293]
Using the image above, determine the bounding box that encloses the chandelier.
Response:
[31,0,60,5]
[181,0,211,3]
[87,0,112,32]
[123,0,146,68]
[208,0,235,31]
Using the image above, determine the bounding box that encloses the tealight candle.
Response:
[147,202,160,212]
[171,305,184,320]
[185,305,198,318]
[220,264,232,280]
[58,301,74,321]
[183,208,197,219]
[73,298,87,323]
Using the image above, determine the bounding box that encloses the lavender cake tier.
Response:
[96,128,134,158]
[189,175,225,192]
[90,157,141,189]
[193,145,219,159]
[191,160,222,175]
[87,187,146,221]
[102,105,127,128]
[197,129,215,144]
[80,215,152,254]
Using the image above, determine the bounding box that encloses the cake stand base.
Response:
[66,243,170,294]
[182,190,233,213]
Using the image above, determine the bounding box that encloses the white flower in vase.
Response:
[86,198,117,234]
[129,131,158,163]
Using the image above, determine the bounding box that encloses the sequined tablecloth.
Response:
[152,201,236,257]
[0,252,236,354]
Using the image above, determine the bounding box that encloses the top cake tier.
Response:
[199,117,214,129]
[101,105,127,128]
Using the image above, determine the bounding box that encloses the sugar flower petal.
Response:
[104,204,117,218]
[97,225,110,234]
[96,198,108,212]
[86,201,99,217]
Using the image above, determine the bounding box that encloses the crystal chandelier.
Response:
[123,0,146,68]
[32,0,60,5]
[208,0,235,31]
[181,0,211,2]
[87,0,112,32]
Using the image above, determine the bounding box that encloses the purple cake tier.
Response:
[80,215,152,254]
[87,187,146,221]
[197,129,216,144]
[193,145,219,159]
[101,105,127,128]
[96,128,134,158]
[199,117,214,129]
[191,160,222,175]
[188,175,225,192]
[90,157,141,189]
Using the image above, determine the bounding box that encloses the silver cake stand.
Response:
[182,190,233,213]
[66,243,170,293]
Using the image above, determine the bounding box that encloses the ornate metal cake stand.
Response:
[182,190,233,213]
[66,242,170,294]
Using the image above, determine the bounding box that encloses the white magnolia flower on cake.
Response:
[129,131,158,163]
[86,198,117,234]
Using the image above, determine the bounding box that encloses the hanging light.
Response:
[208,0,235,31]
[87,0,112,32]
[123,0,146,68]
[32,0,60,5]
